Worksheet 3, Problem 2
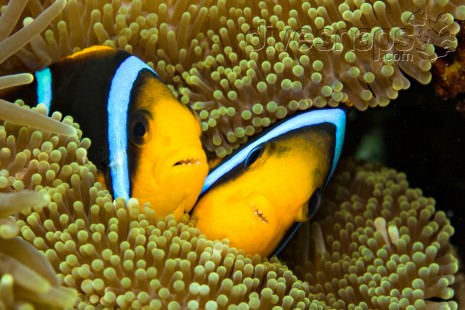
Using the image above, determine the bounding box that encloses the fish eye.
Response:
[244,144,265,168]
[129,112,150,146]
[307,188,322,219]
[133,121,146,138]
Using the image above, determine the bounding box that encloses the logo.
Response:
[243,10,457,62]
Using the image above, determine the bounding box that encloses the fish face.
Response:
[192,108,346,256]
[129,76,208,219]
[193,129,333,256]
[1,45,209,220]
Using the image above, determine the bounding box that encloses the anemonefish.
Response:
[1,46,208,219]
[191,108,346,257]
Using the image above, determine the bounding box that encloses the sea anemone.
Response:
[281,159,459,309]
[0,107,461,308]
[0,4,318,307]
[0,108,316,309]
[17,197,316,309]
[0,103,91,193]
[0,0,462,308]
[0,190,77,309]
[0,0,76,136]
[0,99,89,308]
[1,0,465,157]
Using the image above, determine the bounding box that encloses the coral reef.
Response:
[433,20,465,99]
[1,0,465,156]
[431,19,465,116]
[281,159,459,309]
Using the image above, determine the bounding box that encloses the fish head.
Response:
[193,125,336,256]
[128,75,208,219]
[192,108,346,256]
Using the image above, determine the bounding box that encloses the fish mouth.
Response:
[243,193,272,225]
[173,157,203,166]
[253,208,269,224]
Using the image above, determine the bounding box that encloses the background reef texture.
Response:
[0,0,464,309]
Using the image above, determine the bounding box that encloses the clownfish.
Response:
[191,108,346,257]
[1,46,208,219]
